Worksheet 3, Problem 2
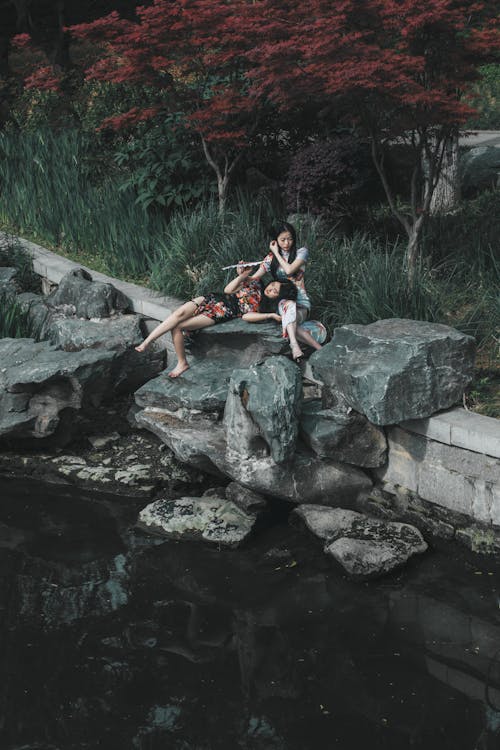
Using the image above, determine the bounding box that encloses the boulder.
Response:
[47,268,130,319]
[461,145,500,196]
[43,313,144,352]
[224,356,302,464]
[299,397,387,467]
[135,408,372,504]
[0,338,115,440]
[310,318,475,425]
[293,505,428,578]
[0,266,17,291]
[18,293,165,394]
[133,322,290,419]
[225,482,269,513]
[135,359,233,415]
[135,408,227,477]
[137,495,257,547]
[223,449,373,505]
[190,319,289,367]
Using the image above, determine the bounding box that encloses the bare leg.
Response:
[135,297,205,352]
[286,321,304,361]
[297,326,322,351]
[168,315,215,378]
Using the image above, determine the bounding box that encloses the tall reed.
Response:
[0,129,163,277]
[0,291,37,339]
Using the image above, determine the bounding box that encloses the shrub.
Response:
[466,64,500,130]
[284,136,376,218]
[114,115,212,211]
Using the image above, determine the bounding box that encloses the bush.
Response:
[284,136,376,218]
[305,231,444,330]
[466,64,500,130]
[114,115,212,211]
[422,190,500,273]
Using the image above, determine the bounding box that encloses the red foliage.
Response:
[65,0,260,148]
[236,0,500,134]
[25,66,62,92]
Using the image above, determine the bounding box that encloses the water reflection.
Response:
[0,477,500,749]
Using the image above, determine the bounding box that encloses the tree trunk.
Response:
[217,172,229,215]
[430,134,460,215]
[406,216,424,286]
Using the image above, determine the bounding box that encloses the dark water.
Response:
[1,478,500,750]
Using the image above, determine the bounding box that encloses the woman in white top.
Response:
[251,221,322,362]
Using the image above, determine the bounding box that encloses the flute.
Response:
[221,261,261,270]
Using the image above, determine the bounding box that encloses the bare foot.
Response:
[135,342,148,353]
[168,362,190,379]
[291,344,304,363]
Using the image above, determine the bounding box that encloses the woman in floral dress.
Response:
[135,264,297,378]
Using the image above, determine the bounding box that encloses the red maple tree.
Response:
[66,1,263,212]
[235,0,500,275]
[15,0,500,272]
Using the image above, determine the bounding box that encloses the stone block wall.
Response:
[376,408,500,541]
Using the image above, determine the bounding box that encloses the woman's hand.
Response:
[269,313,281,322]
[269,240,280,256]
[237,260,252,276]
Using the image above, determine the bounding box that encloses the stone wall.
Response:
[374,408,500,548]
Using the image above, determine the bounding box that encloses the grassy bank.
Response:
[0,129,497,413]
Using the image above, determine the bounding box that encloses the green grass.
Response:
[0,127,497,357]
[0,290,38,339]
[0,129,163,279]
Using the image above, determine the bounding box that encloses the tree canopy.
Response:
[5,0,500,269]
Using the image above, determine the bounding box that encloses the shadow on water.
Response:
[1,477,500,749]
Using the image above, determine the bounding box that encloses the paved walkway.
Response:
[3,233,183,322]
[459,130,500,148]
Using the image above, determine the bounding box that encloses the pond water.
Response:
[1,476,500,750]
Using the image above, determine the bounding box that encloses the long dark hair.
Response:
[258,279,298,313]
[269,221,297,278]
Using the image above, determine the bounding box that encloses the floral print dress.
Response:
[193,280,262,323]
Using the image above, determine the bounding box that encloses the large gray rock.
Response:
[224,356,302,464]
[135,359,233,415]
[135,408,227,477]
[47,268,130,319]
[137,495,257,547]
[310,318,475,425]
[133,321,290,418]
[135,408,373,505]
[43,313,144,352]
[299,397,387,467]
[223,449,372,506]
[293,505,428,578]
[461,145,500,195]
[0,266,17,292]
[0,338,115,439]
[18,292,165,393]
[191,319,289,367]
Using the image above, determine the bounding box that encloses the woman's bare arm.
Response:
[270,241,305,275]
[242,312,281,323]
[224,266,252,294]
[249,265,267,280]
